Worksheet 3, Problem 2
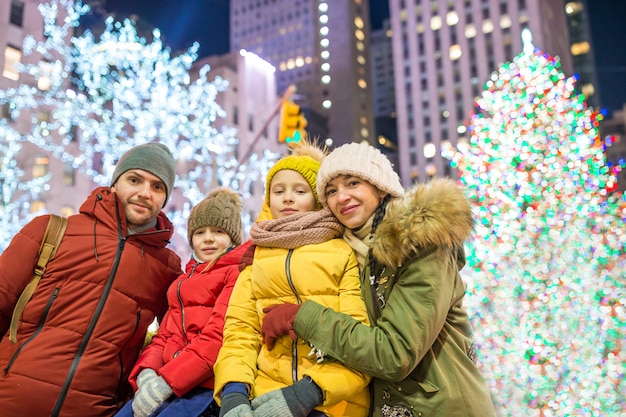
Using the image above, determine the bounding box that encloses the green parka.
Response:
[293,178,496,417]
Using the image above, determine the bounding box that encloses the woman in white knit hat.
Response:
[261,141,496,417]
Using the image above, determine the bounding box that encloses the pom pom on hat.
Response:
[316,141,404,206]
[110,143,176,207]
[265,139,327,209]
[187,187,243,246]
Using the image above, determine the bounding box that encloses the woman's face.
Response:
[324,175,385,229]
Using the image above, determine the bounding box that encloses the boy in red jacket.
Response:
[116,188,250,417]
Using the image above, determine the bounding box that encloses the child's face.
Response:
[191,226,232,263]
[269,169,317,219]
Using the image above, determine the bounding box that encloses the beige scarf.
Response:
[342,216,374,271]
[250,208,344,249]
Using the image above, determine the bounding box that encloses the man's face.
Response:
[111,169,167,229]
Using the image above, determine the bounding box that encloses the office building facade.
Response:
[230,0,376,147]
[388,0,574,184]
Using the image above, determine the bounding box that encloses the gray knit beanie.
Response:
[110,143,176,207]
[316,142,404,206]
[187,187,243,246]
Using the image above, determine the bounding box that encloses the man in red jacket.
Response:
[0,143,183,417]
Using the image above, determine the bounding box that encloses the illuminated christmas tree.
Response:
[447,30,625,416]
[0,0,277,251]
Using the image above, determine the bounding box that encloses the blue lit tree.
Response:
[445,31,625,416]
[0,0,277,251]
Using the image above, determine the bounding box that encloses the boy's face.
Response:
[191,226,232,263]
[111,169,167,229]
[269,169,317,219]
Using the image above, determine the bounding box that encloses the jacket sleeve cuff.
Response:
[293,299,326,341]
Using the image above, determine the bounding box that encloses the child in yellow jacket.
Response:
[214,140,371,417]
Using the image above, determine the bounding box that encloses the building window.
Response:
[10,0,24,27]
[30,201,46,214]
[32,156,49,178]
[3,45,22,81]
[64,163,75,186]
[38,61,54,90]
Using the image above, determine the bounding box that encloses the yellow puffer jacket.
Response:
[214,239,371,417]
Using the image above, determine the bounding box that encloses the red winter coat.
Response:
[129,241,252,397]
[0,187,182,417]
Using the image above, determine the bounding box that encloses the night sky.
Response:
[97,0,625,115]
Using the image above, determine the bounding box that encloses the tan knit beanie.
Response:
[187,187,243,246]
[316,142,404,206]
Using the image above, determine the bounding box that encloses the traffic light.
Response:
[278,100,307,143]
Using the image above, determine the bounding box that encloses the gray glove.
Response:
[251,377,323,417]
[132,374,173,417]
[136,368,157,390]
[219,392,253,417]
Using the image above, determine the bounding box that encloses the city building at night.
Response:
[387,0,575,184]
[230,0,376,148]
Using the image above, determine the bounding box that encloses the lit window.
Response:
[60,206,75,217]
[424,143,437,158]
[33,156,50,178]
[355,29,365,41]
[571,41,590,56]
[565,2,583,15]
[500,15,512,29]
[357,41,365,51]
[426,163,437,177]
[318,3,328,13]
[360,128,369,138]
[320,26,329,36]
[320,39,329,48]
[319,15,328,24]
[321,75,331,84]
[482,20,494,33]
[321,62,330,72]
[581,83,595,97]
[354,17,364,29]
[358,79,367,89]
[430,16,443,31]
[357,55,366,65]
[321,50,330,59]
[38,61,54,90]
[64,164,75,186]
[465,25,477,38]
[30,201,46,214]
[322,99,332,109]
[3,45,22,81]
[446,11,459,26]
[449,44,462,60]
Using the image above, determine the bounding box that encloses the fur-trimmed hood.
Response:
[371,178,474,267]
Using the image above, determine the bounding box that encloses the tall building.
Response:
[192,50,282,221]
[563,0,600,108]
[370,19,399,165]
[389,0,574,184]
[1,0,92,216]
[230,0,376,147]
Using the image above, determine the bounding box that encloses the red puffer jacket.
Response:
[129,240,252,397]
[0,187,182,417]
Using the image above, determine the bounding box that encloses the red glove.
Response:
[262,303,301,350]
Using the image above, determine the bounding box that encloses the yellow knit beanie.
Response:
[264,140,326,210]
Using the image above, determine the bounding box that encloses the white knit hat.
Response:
[316,142,404,206]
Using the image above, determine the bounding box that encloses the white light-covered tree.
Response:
[445,31,626,416]
[0,0,278,252]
